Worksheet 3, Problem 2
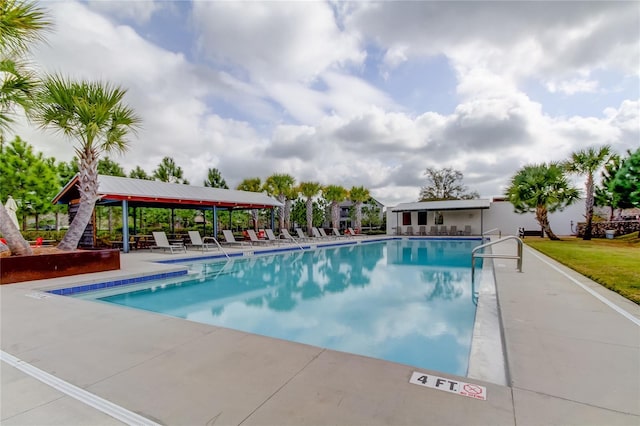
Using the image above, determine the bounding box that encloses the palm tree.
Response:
[32,75,141,250]
[564,145,612,240]
[323,185,349,230]
[349,186,370,232]
[0,0,50,255]
[505,163,580,240]
[298,181,322,235]
[0,0,50,133]
[236,177,262,230]
[263,173,295,231]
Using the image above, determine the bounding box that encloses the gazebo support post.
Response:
[122,200,130,253]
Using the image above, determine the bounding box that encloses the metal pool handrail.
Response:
[482,228,502,238]
[471,235,523,286]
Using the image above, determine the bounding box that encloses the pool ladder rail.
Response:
[471,235,523,286]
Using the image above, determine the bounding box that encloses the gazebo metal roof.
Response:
[53,174,283,210]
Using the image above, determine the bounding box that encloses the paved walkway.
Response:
[1,238,638,425]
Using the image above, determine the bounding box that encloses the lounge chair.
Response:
[150,231,186,254]
[283,228,306,243]
[296,228,313,241]
[439,225,448,235]
[246,229,270,246]
[312,227,331,239]
[187,231,219,251]
[347,227,366,237]
[429,226,438,236]
[317,228,335,239]
[405,226,414,236]
[449,225,458,236]
[221,230,251,246]
[464,225,472,236]
[418,226,426,236]
[332,228,350,238]
[265,229,286,245]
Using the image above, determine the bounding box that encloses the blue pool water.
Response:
[91,239,482,376]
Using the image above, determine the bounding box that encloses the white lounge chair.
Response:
[312,227,330,239]
[246,229,270,246]
[187,231,219,251]
[332,228,350,238]
[295,228,312,241]
[282,228,302,242]
[265,229,286,245]
[317,228,335,239]
[221,230,250,246]
[150,231,186,254]
[347,227,366,237]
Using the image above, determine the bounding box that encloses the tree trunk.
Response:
[35,213,40,230]
[284,199,292,230]
[0,203,33,255]
[355,201,363,231]
[583,174,594,240]
[332,202,339,229]
[57,147,99,251]
[536,205,559,240]
[252,209,258,231]
[278,195,285,231]
[306,198,313,235]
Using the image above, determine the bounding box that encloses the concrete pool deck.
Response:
[1,237,639,425]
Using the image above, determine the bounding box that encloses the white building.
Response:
[387,198,584,237]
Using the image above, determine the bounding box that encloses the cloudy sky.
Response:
[11,0,640,206]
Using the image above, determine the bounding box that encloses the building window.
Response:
[417,211,427,225]
[402,212,411,225]
[435,212,443,225]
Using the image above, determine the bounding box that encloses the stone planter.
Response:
[605,230,615,239]
[0,249,120,284]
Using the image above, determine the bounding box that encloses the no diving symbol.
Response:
[463,383,483,396]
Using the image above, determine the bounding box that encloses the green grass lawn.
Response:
[524,232,640,304]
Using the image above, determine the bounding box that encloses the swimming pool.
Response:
[81,239,482,376]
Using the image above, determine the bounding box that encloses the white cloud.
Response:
[546,78,599,95]
[86,0,164,25]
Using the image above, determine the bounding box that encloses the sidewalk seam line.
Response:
[1,350,161,426]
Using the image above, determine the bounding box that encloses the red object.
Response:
[258,230,265,239]
[0,238,6,245]
[35,237,43,247]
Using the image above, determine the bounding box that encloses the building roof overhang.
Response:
[390,199,491,212]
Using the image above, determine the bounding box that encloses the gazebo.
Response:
[52,174,283,252]
[390,199,491,236]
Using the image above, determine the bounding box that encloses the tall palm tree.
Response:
[505,163,580,240]
[263,173,295,231]
[32,75,141,250]
[323,185,349,230]
[0,0,50,133]
[0,0,50,255]
[236,177,262,230]
[564,145,612,240]
[349,185,370,232]
[298,181,323,235]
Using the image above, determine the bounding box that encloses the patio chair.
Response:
[429,226,438,236]
[296,228,313,241]
[347,227,366,237]
[265,229,286,245]
[317,228,336,239]
[186,231,219,252]
[246,229,270,246]
[464,225,472,236]
[439,225,448,235]
[283,228,306,242]
[221,230,251,246]
[150,231,186,254]
[405,226,414,236]
[418,226,426,236]
[332,228,350,238]
[449,225,458,236]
